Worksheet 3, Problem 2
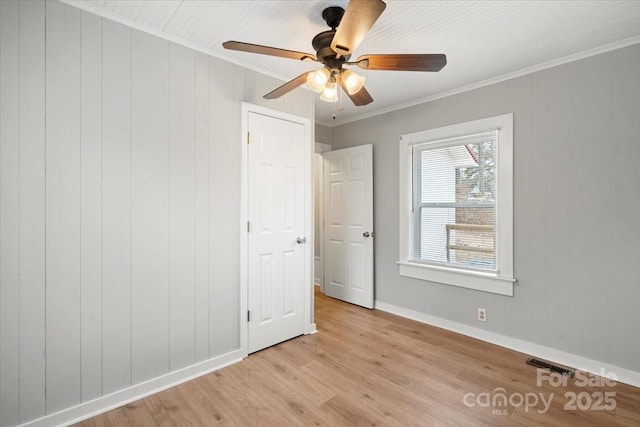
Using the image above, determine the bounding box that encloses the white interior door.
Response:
[323,144,374,309]
[247,111,307,354]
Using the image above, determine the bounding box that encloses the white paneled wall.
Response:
[168,42,197,373]
[101,16,133,397]
[0,1,314,425]
[79,10,103,404]
[20,0,47,422]
[2,1,47,424]
[46,2,83,413]
[130,28,171,386]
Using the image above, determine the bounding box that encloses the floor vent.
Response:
[526,357,575,377]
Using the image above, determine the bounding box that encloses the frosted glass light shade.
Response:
[307,68,330,93]
[341,69,365,95]
[320,79,339,102]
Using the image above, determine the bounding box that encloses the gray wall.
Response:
[0,1,314,425]
[315,123,333,146]
[332,44,640,374]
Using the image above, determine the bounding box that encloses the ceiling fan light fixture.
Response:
[341,69,365,95]
[320,77,339,102]
[307,68,330,92]
[223,0,446,109]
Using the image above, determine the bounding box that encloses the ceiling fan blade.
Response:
[264,72,312,99]
[355,54,447,71]
[331,0,386,57]
[223,41,316,62]
[337,75,373,106]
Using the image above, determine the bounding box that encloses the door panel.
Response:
[323,145,374,308]
[248,112,306,353]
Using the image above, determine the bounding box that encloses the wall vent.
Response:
[526,357,575,377]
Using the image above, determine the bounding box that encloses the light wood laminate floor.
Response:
[78,288,640,426]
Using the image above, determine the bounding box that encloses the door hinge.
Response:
[247,221,250,233]
[247,310,251,322]
[247,131,251,144]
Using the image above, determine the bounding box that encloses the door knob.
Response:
[363,231,374,238]
[296,237,307,244]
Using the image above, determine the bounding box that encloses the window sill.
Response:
[397,261,515,296]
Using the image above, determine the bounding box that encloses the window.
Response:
[398,114,515,296]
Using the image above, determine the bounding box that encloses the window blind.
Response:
[410,130,498,271]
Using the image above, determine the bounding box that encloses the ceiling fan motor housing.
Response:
[313,6,352,72]
[312,30,349,69]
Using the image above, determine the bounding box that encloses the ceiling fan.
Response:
[223,0,446,107]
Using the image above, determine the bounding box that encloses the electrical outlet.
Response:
[477,308,487,322]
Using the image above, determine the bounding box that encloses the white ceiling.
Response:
[64,0,640,126]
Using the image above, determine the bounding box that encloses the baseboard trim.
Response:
[308,323,318,335]
[374,300,640,388]
[22,350,243,427]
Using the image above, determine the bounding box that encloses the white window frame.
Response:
[398,114,515,296]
